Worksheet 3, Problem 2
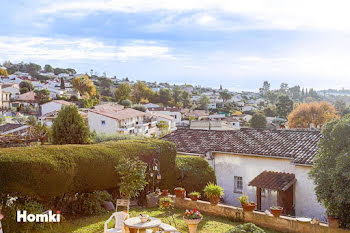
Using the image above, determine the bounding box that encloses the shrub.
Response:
[204,183,224,198]
[64,190,112,216]
[93,133,145,143]
[226,223,265,233]
[175,155,216,197]
[51,105,91,144]
[189,192,201,198]
[120,99,132,107]
[250,112,267,128]
[0,139,177,199]
[132,104,147,112]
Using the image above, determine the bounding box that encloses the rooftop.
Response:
[89,105,147,121]
[162,128,321,165]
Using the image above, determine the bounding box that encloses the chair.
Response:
[104,211,129,233]
[116,199,130,213]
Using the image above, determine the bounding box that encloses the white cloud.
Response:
[38,0,350,32]
[0,37,173,61]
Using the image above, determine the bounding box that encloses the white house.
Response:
[163,128,326,220]
[148,107,182,125]
[88,103,157,136]
[151,112,176,132]
[41,100,74,116]
[2,86,20,99]
[242,105,257,113]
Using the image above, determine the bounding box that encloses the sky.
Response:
[1,0,350,91]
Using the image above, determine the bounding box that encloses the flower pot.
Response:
[241,203,256,212]
[183,217,202,233]
[174,188,185,198]
[161,189,169,196]
[190,196,199,201]
[270,207,283,217]
[162,201,170,207]
[328,216,340,228]
[208,195,220,205]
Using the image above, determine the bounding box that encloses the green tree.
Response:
[98,77,113,97]
[158,120,169,136]
[52,105,91,144]
[132,104,147,112]
[0,67,8,77]
[44,64,54,73]
[181,91,192,108]
[172,85,183,105]
[116,156,148,198]
[289,85,301,101]
[198,95,209,110]
[159,88,172,106]
[19,81,34,93]
[250,112,267,128]
[72,75,96,98]
[131,81,153,103]
[219,90,232,103]
[116,83,132,101]
[263,106,277,117]
[120,99,132,107]
[334,99,347,116]
[60,77,65,90]
[259,81,270,98]
[34,89,50,104]
[276,95,293,119]
[309,116,350,227]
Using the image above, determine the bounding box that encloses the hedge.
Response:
[175,155,216,196]
[0,139,177,199]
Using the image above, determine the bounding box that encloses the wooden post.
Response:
[257,187,261,211]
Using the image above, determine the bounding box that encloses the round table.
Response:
[124,217,161,233]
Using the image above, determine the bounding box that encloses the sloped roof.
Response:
[248,171,296,191]
[17,91,35,102]
[162,128,321,165]
[89,107,146,121]
[42,100,74,106]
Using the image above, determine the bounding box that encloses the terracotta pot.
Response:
[174,189,185,198]
[328,216,340,228]
[190,196,199,201]
[161,189,169,196]
[270,207,283,217]
[241,203,256,212]
[183,217,202,233]
[208,195,220,205]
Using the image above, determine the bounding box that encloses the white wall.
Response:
[212,153,326,219]
[41,102,64,116]
[88,111,117,134]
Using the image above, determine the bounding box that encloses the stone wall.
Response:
[174,197,350,233]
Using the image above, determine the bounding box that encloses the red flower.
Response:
[56,211,60,214]
[193,208,197,212]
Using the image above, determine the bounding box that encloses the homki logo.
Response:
[17,210,61,222]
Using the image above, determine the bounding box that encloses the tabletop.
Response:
[124,217,162,229]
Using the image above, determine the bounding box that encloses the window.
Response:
[261,188,266,197]
[101,120,106,126]
[234,176,243,193]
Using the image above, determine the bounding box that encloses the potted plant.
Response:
[183,209,203,233]
[270,206,283,217]
[238,193,256,212]
[174,187,185,198]
[327,215,340,228]
[204,183,224,205]
[189,192,201,201]
[146,192,159,208]
[159,197,173,208]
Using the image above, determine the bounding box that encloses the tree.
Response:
[172,85,183,105]
[334,99,347,116]
[115,83,132,101]
[44,64,54,73]
[259,81,270,98]
[250,112,267,128]
[289,85,301,101]
[120,99,132,107]
[98,77,113,97]
[19,81,34,94]
[66,68,77,75]
[181,91,192,108]
[27,115,38,126]
[276,95,293,119]
[72,75,96,98]
[0,67,8,77]
[60,77,65,90]
[132,104,147,112]
[263,106,277,117]
[51,105,91,144]
[158,121,169,136]
[116,156,148,198]
[131,81,153,103]
[159,88,172,106]
[309,116,350,227]
[219,90,232,103]
[34,89,50,104]
[198,95,209,110]
[279,83,289,94]
[288,101,337,128]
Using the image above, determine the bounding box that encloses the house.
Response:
[241,105,257,113]
[14,91,38,107]
[39,110,87,126]
[144,103,160,108]
[2,86,20,99]
[151,112,176,132]
[185,110,209,120]
[148,107,182,125]
[163,128,326,220]
[88,103,157,136]
[41,100,74,116]
[0,86,11,109]
[208,103,217,109]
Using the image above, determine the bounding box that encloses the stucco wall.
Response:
[212,153,326,219]
[41,102,63,116]
[88,111,117,134]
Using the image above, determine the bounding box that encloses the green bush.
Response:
[226,223,265,233]
[93,133,145,143]
[0,139,177,199]
[175,155,216,196]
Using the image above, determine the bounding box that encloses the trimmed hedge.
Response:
[176,155,216,196]
[0,139,176,199]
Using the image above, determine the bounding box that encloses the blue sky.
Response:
[1,0,350,91]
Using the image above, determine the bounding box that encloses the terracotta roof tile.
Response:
[162,128,321,165]
[248,171,296,191]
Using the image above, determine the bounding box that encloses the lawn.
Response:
[35,207,281,233]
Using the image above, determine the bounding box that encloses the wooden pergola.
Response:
[248,171,296,215]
